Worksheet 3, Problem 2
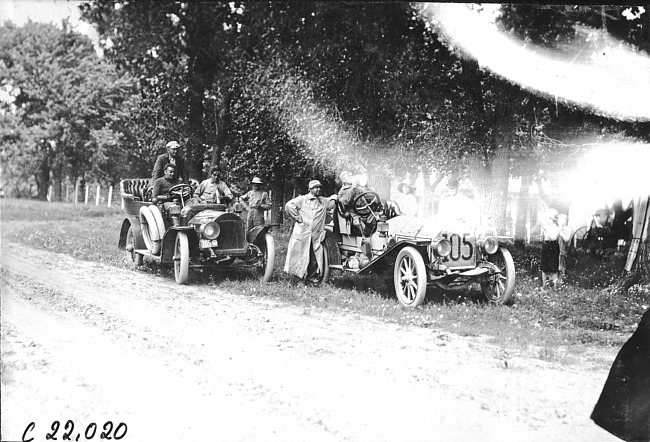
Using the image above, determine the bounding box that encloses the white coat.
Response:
[284,193,328,278]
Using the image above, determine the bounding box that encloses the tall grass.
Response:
[2,197,648,363]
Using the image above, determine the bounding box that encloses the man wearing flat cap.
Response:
[284,180,329,284]
[241,176,272,229]
[151,140,188,185]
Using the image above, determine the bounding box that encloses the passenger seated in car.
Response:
[185,166,233,206]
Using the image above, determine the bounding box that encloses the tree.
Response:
[80,1,244,180]
[0,20,139,200]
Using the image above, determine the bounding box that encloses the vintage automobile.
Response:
[117,178,275,284]
[323,190,516,307]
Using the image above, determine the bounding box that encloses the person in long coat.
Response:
[241,176,272,229]
[284,180,328,284]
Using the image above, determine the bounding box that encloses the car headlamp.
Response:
[431,238,452,257]
[479,236,499,254]
[200,222,221,240]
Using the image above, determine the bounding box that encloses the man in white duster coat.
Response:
[284,180,329,284]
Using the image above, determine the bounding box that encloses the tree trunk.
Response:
[468,150,510,235]
[270,178,285,226]
[211,85,232,170]
[187,83,205,180]
[421,171,444,218]
[515,174,532,242]
[35,150,50,201]
[51,165,63,202]
[366,161,391,202]
[614,196,650,293]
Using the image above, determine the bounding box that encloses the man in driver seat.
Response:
[152,164,181,203]
[186,166,233,205]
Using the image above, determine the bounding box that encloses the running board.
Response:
[134,248,161,262]
[329,264,361,274]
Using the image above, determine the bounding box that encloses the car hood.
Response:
[387,215,477,240]
[188,209,235,225]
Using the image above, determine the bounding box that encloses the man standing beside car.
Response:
[284,180,329,285]
[186,166,233,205]
[151,140,188,185]
[241,176,272,229]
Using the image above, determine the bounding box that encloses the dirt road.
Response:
[1,240,620,441]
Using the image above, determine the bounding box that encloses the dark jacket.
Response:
[151,153,187,184]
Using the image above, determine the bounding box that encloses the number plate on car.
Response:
[199,239,218,248]
[441,233,476,268]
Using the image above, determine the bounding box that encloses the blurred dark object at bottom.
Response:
[591,309,650,441]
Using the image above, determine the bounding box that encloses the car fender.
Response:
[118,217,146,251]
[494,236,514,247]
[355,239,429,275]
[160,227,199,264]
[246,225,271,245]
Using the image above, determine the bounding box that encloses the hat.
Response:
[339,171,353,185]
[447,177,459,189]
[548,208,559,220]
[166,140,180,149]
[594,208,611,216]
[308,180,322,190]
[251,177,263,184]
[397,182,415,193]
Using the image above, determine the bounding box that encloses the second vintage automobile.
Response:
[324,191,516,308]
[117,178,275,284]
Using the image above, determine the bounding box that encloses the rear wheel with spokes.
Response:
[174,232,189,285]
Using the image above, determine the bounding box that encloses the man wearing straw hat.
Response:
[241,176,272,229]
[284,180,329,285]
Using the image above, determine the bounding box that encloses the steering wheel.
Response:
[169,184,194,201]
[352,191,381,216]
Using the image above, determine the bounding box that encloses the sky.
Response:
[1,0,96,39]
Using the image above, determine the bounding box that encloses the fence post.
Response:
[47,185,52,202]
[85,185,89,204]
[66,185,70,202]
[96,185,101,206]
[74,185,78,204]
[108,186,113,208]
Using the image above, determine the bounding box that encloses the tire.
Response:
[481,247,516,305]
[125,225,143,266]
[149,204,167,240]
[394,246,427,308]
[316,245,330,285]
[258,233,275,283]
[570,226,589,251]
[139,206,161,255]
[174,232,189,285]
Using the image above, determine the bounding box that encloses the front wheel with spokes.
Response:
[394,246,427,308]
[481,247,516,305]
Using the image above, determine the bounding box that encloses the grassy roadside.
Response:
[2,198,648,364]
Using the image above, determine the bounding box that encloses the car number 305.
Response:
[441,233,474,263]
[199,239,218,248]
